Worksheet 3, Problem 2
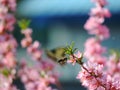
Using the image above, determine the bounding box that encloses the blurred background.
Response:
[15,0,120,90]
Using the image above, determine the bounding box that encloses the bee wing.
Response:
[55,47,66,57]
[46,50,57,61]
[57,57,67,65]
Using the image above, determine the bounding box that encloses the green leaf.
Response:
[109,49,120,62]
[18,19,31,30]
[64,41,77,55]
[70,41,75,49]
[2,69,10,77]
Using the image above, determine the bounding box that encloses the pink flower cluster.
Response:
[67,51,83,66]
[84,0,110,65]
[84,37,106,64]
[21,28,43,60]
[18,61,57,90]
[75,0,120,90]
[0,0,17,89]
[0,33,17,68]
[107,54,120,76]
[0,73,17,90]
[77,62,106,90]
[0,68,17,90]
[84,0,110,40]
[0,0,17,68]
[0,0,16,34]
[20,28,58,90]
[0,0,58,90]
[77,61,120,90]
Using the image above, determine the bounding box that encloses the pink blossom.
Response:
[67,55,77,65]
[0,0,16,11]
[77,61,106,90]
[84,17,100,31]
[106,54,120,75]
[27,41,40,53]
[90,7,111,23]
[25,82,35,90]
[91,6,110,17]
[74,51,83,59]
[84,18,110,39]
[84,38,106,58]
[0,73,17,90]
[0,34,17,68]
[2,52,16,68]
[5,14,16,32]
[21,37,32,48]
[32,50,42,60]
[21,28,32,37]
[81,0,120,89]
[85,25,110,40]
[18,63,57,90]
[8,0,16,11]
[0,11,16,32]
[67,51,83,65]
[92,0,108,7]
[88,55,107,65]
[0,0,58,90]
[106,74,120,90]
[32,41,41,49]
[0,34,17,54]
[39,60,55,71]
[95,25,110,40]
[112,74,120,89]
[0,5,8,19]
[26,41,42,60]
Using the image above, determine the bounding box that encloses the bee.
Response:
[46,47,67,65]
